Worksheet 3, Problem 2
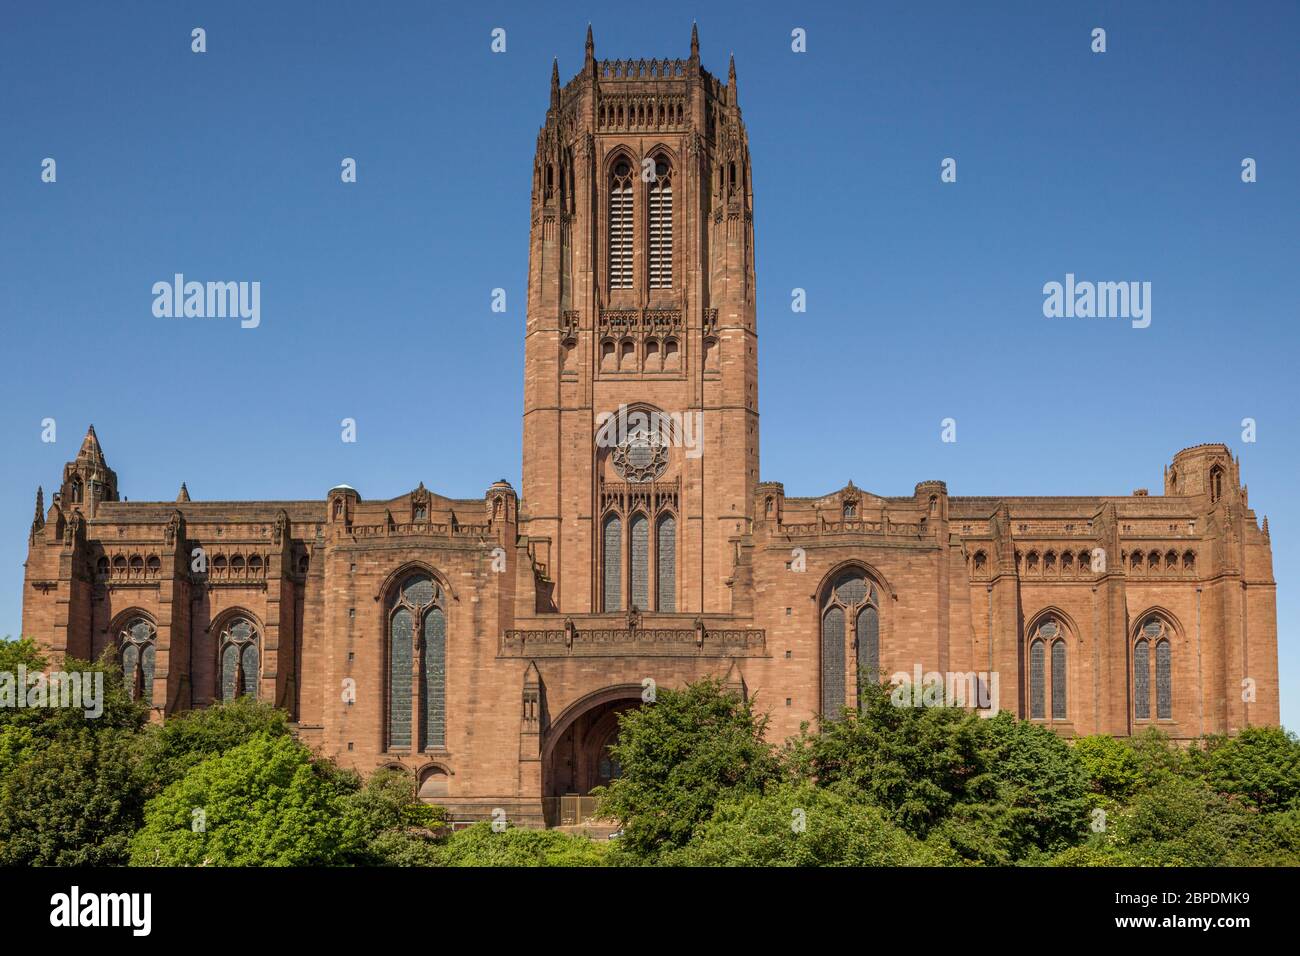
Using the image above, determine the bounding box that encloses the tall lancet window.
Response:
[219,616,260,702]
[119,617,156,705]
[656,513,676,612]
[629,513,649,611]
[648,156,673,288]
[387,573,446,751]
[608,160,634,290]
[819,570,880,719]
[602,513,622,611]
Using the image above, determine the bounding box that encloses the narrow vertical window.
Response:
[218,616,259,702]
[648,157,673,288]
[1134,639,1150,720]
[1155,638,1172,719]
[602,513,622,611]
[119,618,156,705]
[656,513,676,611]
[389,608,413,748]
[608,161,633,290]
[821,606,845,719]
[1051,639,1067,719]
[1030,639,1046,719]
[856,604,879,707]
[820,570,877,718]
[629,513,649,610]
[421,606,446,750]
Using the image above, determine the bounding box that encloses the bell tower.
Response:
[521,25,758,616]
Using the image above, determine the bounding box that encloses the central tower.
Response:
[521,26,758,616]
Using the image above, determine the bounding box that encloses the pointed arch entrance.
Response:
[541,684,644,825]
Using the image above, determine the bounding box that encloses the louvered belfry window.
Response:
[648,157,672,288]
[608,161,633,290]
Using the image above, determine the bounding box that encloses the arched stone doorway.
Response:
[541,685,643,825]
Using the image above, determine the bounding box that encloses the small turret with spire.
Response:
[177,482,191,503]
[584,23,594,69]
[61,425,119,517]
[550,57,560,111]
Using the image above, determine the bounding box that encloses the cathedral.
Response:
[21,28,1280,826]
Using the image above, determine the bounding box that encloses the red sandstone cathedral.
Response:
[21,28,1279,826]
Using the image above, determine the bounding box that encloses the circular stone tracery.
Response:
[612,428,668,483]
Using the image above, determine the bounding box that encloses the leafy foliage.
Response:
[664,782,945,866]
[130,734,361,866]
[595,678,781,857]
[433,822,609,867]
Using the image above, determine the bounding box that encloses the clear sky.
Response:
[1,1,1296,727]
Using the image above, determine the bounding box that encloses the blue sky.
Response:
[1,1,1296,727]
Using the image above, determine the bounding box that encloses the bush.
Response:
[667,782,943,867]
[130,734,361,866]
[596,679,781,858]
[1198,726,1300,812]
[434,822,608,867]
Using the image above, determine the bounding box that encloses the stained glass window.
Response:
[834,573,868,606]
[1051,640,1067,719]
[602,513,622,612]
[656,514,676,612]
[821,607,845,719]
[629,513,649,610]
[219,617,259,703]
[389,607,413,749]
[421,607,446,750]
[856,605,879,706]
[119,617,156,704]
[1134,639,1150,720]
[821,571,877,718]
[1030,640,1046,719]
[1156,639,1172,720]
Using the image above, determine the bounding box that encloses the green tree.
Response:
[1198,726,1300,812]
[341,767,446,865]
[793,679,995,838]
[667,782,944,867]
[0,640,149,865]
[130,734,361,866]
[137,696,292,793]
[1073,734,1142,802]
[595,679,781,858]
